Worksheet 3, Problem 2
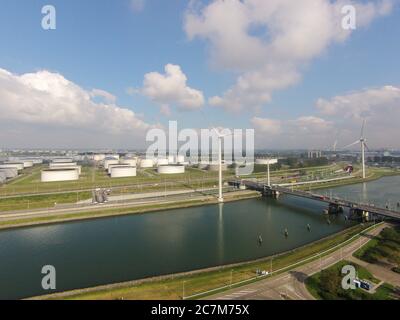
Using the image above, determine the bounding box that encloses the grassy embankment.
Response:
[35,223,373,300]
[306,260,399,300]
[0,163,342,212]
[353,225,400,273]
[0,190,260,230]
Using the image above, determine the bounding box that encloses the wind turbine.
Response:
[213,128,232,203]
[343,120,369,179]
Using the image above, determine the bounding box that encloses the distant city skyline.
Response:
[1,0,400,149]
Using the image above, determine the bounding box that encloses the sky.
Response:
[0,0,399,150]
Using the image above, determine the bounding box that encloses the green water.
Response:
[0,175,399,299]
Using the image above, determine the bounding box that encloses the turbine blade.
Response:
[360,119,366,138]
[342,140,360,149]
[364,142,370,151]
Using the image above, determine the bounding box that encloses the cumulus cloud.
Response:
[90,88,117,104]
[0,68,155,147]
[185,0,394,112]
[251,85,400,149]
[140,64,205,112]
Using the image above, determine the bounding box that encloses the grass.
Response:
[353,225,400,267]
[306,260,399,300]
[0,191,260,229]
[0,191,92,211]
[35,223,372,300]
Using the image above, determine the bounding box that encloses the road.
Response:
[0,188,256,226]
[206,223,386,300]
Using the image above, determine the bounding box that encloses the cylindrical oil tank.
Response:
[0,172,6,184]
[108,164,130,174]
[176,155,185,163]
[1,163,24,171]
[93,154,106,162]
[110,166,137,178]
[50,162,78,168]
[208,163,228,172]
[0,168,18,178]
[168,155,175,164]
[157,158,169,166]
[255,158,278,165]
[104,158,120,170]
[140,159,154,168]
[157,165,185,174]
[41,168,79,182]
[49,165,81,175]
[52,158,73,163]
[21,160,34,168]
[120,158,137,167]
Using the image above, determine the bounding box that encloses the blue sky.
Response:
[0,0,399,149]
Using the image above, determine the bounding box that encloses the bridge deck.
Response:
[234,180,400,220]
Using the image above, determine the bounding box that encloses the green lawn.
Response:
[306,260,399,300]
[354,226,400,267]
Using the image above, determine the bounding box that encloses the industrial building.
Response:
[157,165,185,174]
[41,168,79,182]
[110,166,137,178]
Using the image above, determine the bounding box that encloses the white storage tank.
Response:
[104,158,120,170]
[1,163,24,171]
[41,168,79,182]
[168,155,175,164]
[108,164,130,174]
[93,154,106,162]
[52,158,73,163]
[110,166,137,178]
[21,160,34,168]
[50,165,82,175]
[157,165,185,175]
[50,162,78,168]
[255,158,278,165]
[140,159,154,168]
[176,155,185,163]
[157,158,169,166]
[0,172,6,184]
[0,168,18,179]
[208,163,228,172]
[120,158,137,167]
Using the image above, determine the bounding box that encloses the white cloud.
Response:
[0,68,155,147]
[90,89,117,104]
[185,0,394,112]
[140,64,205,112]
[251,85,400,149]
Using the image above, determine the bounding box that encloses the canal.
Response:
[0,176,399,299]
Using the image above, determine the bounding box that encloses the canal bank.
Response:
[0,190,260,231]
[0,192,354,299]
